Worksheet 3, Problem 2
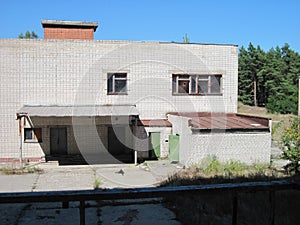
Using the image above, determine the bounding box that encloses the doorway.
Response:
[108,126,133,162]
[149,132,160,158]
[50,127,67,155]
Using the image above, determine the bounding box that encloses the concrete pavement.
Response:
[0,160,183,192]
[0,160,182,225]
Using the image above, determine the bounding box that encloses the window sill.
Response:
[107,93,128,95]
[172,93,223,96]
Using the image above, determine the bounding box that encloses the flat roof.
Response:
[42,20,98,31]
[168,113,270,130]
[17,105,138,117]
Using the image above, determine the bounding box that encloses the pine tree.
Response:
[18,31,38,39]
[238,43,300,114]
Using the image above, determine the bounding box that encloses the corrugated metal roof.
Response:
[17,105,139,117]
[168,113,270,130]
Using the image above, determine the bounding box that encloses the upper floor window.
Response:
[172,74,222,95]
[24,128,42,143]
[107,73,127,95]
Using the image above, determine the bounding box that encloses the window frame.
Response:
[107,73,128,95]
[172,74,222,96]
[24,128,42,143]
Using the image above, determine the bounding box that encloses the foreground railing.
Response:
[0,180,299,225]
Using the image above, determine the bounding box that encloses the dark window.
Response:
[210,75,221,93]
[172,74,222,95]
[198,75,209,94]
[107,73,127,94]
[24,128,42,142]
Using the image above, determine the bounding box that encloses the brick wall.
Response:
[44,27,94,40]
[168,115,271,166]
[0,39,238,160]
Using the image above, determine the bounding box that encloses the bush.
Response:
[281,118,300,173]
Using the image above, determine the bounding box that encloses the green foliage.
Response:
[272,120,284,136]
[203,158,222,174]
[26,167,43,174]
[93,178,101,189]
[200,156,248,177]
[239,43,300,114]
[0,166,42,175]
[282,118,300,173]
[183,33,190,43]
[18,31,38,39]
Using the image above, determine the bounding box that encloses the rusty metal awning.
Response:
[16,105,139,117]
[168,112,270,130]
[140,119,172,127]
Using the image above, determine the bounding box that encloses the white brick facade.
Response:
[0,38,245,162]
[168,115,271,166]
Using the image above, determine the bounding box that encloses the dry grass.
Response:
[237,102,296,141]
[161,161,288,187]
[0,166,43,175]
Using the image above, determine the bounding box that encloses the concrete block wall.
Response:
[186,132,271,166]
[168,114,271,166]
[0,39,238,160]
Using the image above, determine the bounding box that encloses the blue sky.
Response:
[1,0,300,52]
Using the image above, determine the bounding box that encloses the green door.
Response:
[169,135,179,162]
[150,132,160,158]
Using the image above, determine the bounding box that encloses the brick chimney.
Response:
[42,20,98,40]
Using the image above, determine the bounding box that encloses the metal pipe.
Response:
[19,117,23,167]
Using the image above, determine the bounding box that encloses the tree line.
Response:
[239,43,300,114]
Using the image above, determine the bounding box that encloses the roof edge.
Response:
[42,20,98,31]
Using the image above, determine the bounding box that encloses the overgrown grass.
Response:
[161,157,286,187]
[0,166,43,175]
[237,101,296,142]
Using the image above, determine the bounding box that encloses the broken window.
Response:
[24,128,42,142]
[172,74,222,95]
[107,73,127,94]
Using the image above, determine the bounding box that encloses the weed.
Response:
[0,167,17,175]
[94,178,101,189]
[26,167,43,174]
[224,161,247,174]
[272,119,284,137]
[0,166,43,175]
[203,158,222,174]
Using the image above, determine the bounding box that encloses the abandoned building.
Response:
[0,20,272,166]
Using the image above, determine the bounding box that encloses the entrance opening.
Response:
[50,127,67,155]
[108,126,133,163]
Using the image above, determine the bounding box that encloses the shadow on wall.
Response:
[25,117,158,165]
